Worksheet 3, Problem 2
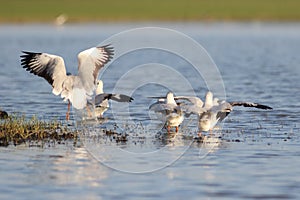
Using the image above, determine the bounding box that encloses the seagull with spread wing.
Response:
[149,92,184,132]
[20,45,114,120]
[181,91,273,134]
[91,80,134,118]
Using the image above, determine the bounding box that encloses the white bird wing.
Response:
[175,96,204,107]
[211,102,232,122]
[149,102,178,114]
[77,45,114,95]
[20,51,67,95]
[181,104,206,116]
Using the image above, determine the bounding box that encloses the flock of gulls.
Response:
[20,44,272,135]
[149,91,272,135]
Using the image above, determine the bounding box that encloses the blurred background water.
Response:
[0,23,300,199]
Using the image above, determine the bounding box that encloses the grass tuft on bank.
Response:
[0,114,78,147]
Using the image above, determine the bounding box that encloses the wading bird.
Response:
[20,45,114,120]
[149,92,184,132]
[181,91,272,135]
[91,80,134,118]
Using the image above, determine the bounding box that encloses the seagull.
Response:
[149,92,184,132]
[180,91,273,134]
[20,45,114,120]
[90,80,134,118]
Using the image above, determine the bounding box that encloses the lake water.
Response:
[0,22,300,199]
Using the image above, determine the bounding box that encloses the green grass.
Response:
[0,0,300,23]
[0,113,129,147]
[0,114,78,147]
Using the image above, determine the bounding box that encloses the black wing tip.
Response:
[98,44,114,55]
[20,52,34,67]
[230,101,273,110]
[98,44,114,51]
[20,51,42,56]
[119,94,134,102]
[259,105,273,110]
[20,51,42,65]
[96,44,114,63]
[147,96,166,99]
[250,103,273,110]
[21,51,32,55]
[113,94,134,102]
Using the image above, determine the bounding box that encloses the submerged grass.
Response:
[0,114,78,147]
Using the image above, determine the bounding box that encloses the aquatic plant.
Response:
[0,109,8,119]
[0,114,78,147]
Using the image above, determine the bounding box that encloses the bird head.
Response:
[204,91,214,108]
[166,92,177,105]
[96,80,104,94]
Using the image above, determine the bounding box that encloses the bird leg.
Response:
[66,100,70,120]
[97,113,103,119]
[86,105,93,118]
[167,125,171,133]
[175,126,179,132]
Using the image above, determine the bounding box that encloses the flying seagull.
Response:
[149,92,184,133]
[90,80,134,118]
[20,45,114,120]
